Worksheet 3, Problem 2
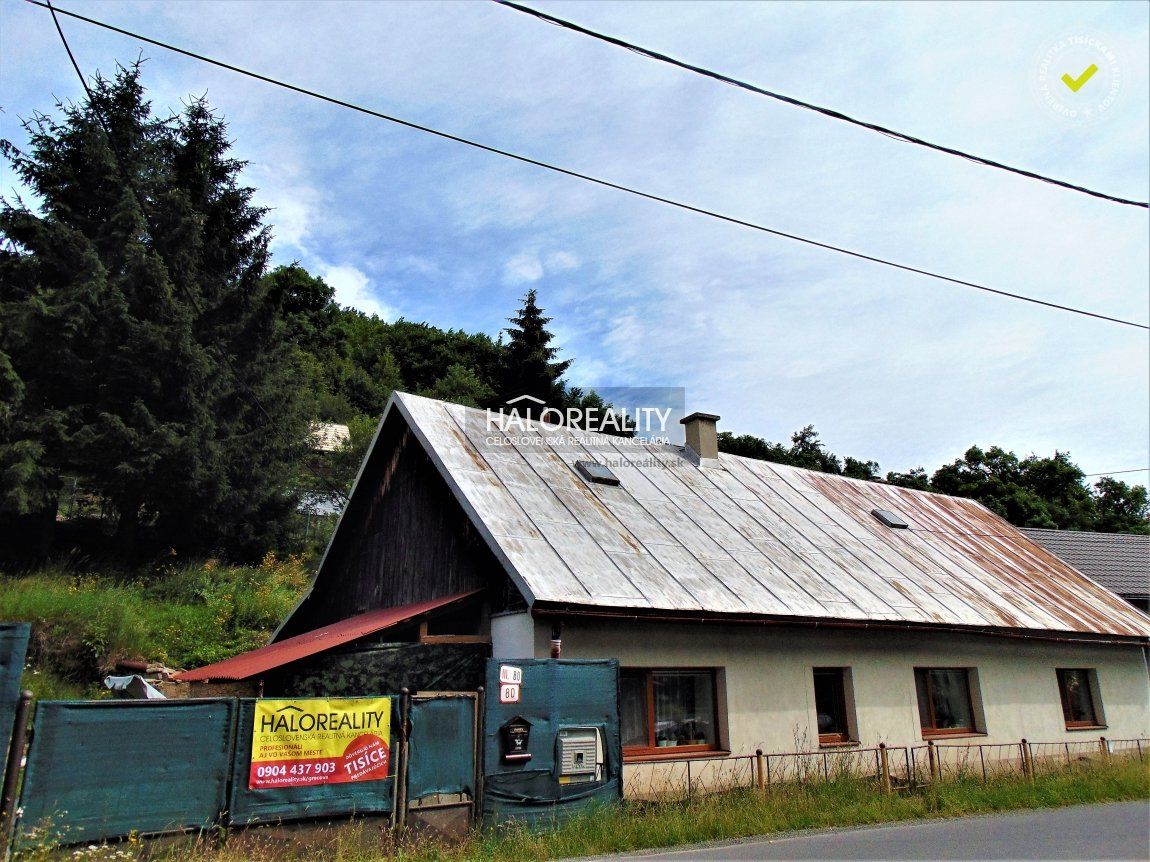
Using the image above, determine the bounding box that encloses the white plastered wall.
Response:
[490,611,535,659]
[525,618,1150,754]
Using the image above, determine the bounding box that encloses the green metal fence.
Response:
[16,699,236,846]
[12,693,479,847]
[14,697,402,845]
[9,659,624,846]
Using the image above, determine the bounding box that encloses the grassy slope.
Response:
[0,556,311,699]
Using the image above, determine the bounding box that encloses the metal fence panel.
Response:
[16,699,234,845]
[227,698,396,826]
[408,696,475,802]
[0,623,30,774]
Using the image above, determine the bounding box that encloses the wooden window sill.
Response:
[1064,724,1107,732]
[819,740,861,749]
[624,749,730,763]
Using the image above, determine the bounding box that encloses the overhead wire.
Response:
[1082,468,1149,477]
[494,0,1150,210]
[25,1,1150,331]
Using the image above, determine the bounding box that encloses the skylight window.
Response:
[575,460,620,486]
[871,508,909,529]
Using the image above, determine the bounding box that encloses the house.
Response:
[1021,528,1150,614]
[185,393,1150,759]
[309,422,351,452]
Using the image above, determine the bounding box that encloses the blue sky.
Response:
[2,0,1147,480]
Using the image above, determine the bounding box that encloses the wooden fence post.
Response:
[1099,736,1109,765]
[1021,739,1034,781]
[755,749,765,791]
[394,688,411,830]
[927,740,939,783]
[878,743,891,794]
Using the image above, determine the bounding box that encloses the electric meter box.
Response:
[556,726,603,784]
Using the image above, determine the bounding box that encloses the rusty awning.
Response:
[175,590,482,682]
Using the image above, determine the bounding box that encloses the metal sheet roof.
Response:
[176,590,481,681]
[1020,528,1150,599]
[389,393,1150,640]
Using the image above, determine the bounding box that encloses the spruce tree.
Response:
[0,63,307,560]
[498,289,571,410]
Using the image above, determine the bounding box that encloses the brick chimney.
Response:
[680,412,720,460]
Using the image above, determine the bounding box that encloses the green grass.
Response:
[0,555,311,689]
[33,758,1138,862]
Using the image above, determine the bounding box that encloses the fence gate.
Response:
[402,692,479,839]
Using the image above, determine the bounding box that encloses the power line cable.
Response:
[1082,468,1149,477]
[26,0,1150,331]
[494,0,1150,210]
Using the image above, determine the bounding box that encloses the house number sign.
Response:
[499,664,522,703]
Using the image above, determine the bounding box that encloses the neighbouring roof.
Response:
[351,393,1150,641]
[310,422,351,452]
[176,590,481,681]
[1020,528,1150,599]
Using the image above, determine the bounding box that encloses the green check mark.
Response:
[1061,64,1098,92]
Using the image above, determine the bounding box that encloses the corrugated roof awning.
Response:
[175,590,482,682]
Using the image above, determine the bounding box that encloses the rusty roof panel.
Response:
[389,393,1150,639]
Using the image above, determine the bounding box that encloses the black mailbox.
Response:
[500,715,532,762]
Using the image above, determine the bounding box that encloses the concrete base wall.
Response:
[513,618,1150,754]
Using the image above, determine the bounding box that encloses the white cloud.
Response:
[503,251,545,285]
[247,161,324,258]
[320,264,397,321]
[546,250,581,273]
[504,248,583,285]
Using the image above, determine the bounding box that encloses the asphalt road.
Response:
[603,801,1150,860]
